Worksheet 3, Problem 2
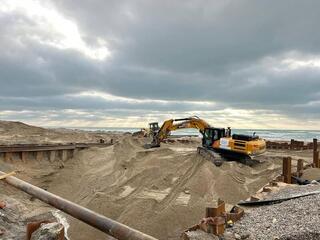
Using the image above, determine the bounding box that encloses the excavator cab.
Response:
[202,128,226,148]
[149,122,160,134]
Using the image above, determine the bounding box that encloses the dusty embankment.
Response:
[0,121,314,239]
[0,120,120,144]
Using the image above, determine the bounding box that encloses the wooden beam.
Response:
[282,157,292,184]
[0,171,15,180]
[297,159,304,177]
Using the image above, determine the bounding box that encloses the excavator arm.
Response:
[150,116,211,147]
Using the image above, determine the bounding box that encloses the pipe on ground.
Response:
[0,171,157,240]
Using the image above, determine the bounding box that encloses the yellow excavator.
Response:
[146,116,266,165]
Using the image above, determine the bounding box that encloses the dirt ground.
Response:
[0,121,314,240]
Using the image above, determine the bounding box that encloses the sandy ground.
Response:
[0,121,314,240]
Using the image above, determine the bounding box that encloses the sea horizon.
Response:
[47,126,320,142]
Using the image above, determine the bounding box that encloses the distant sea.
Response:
[65,127,320,142]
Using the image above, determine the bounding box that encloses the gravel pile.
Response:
[227,185,320,240]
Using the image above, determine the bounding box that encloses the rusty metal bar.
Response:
[0,171,157,240]
[282,157,292,184]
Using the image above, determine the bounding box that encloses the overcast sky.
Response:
[0,0,320,129]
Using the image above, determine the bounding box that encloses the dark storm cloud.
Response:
[1,0,320,126]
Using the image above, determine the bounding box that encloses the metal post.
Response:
[0,171,157,240]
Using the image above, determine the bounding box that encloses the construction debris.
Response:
[0,171,15,180]
[0,201,6,209]
[0,193,68,240]
[30,222,65,240]
[182,200,244,239]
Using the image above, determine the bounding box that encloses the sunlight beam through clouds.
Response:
[73,91,216,106]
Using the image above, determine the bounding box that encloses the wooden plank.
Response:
[0,171,15,180]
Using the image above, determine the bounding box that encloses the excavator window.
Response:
[149,122,160,132]
[202,128,226,147]
[203,129,213,147]
[213,129,220,140]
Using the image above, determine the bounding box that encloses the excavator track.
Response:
[197,146,223,167]
[197,147,262,166]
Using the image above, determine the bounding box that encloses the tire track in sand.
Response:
[155,153,205,211]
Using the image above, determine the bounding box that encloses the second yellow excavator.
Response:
[146,116,266,165]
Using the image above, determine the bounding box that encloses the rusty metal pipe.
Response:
[0,171,157,240]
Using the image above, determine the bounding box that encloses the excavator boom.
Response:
[149,116,210,147]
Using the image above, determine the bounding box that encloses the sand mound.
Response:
[0,120,120,144]
[0,135,285,240]
[0,121,46,134]
[302,168,320,181]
